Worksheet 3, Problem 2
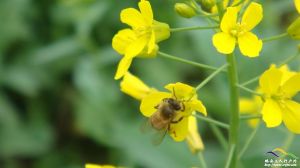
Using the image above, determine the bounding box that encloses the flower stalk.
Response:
[170,25,219,33]
[262,32,288,42]
[194,114,229,129]
[226,53,240,168]
[158,51,224,71]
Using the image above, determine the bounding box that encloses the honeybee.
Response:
[141,96,185,145]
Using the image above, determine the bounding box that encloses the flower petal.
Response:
[165,82,196,100]
[282,100,300,134]
[295,0,300,13]
[138,0,153,25]
[120,72,152,100]
[262,99,282,128]
[153,20,170,43]
[241,2,263,31]
[238,32,262,57]
[220,7,238,33]
[114,57,133,80]
[259,66,282,95]
[189,100,207,116]
[278,64,297,85]
[212,32,236,54]
[112,29,136,55]
[282,73,300,98]
[125,36,148,58]
[140,92,171,117]
[169,116,189,141]
[186,115,204,153]
[147,31,156,54]
[121,8,146,28]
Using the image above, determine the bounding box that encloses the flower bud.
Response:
[287,17,300,40]
[199,0,216,11]
[174,3,197,18]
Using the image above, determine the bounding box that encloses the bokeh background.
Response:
[0,0,300,167]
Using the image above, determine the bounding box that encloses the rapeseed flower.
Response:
[212,2,263,57]
[140,82,207,141]
[121,74,206,147]
[259,64,300,134]
[112,0,170,80]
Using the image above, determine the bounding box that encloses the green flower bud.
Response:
[199,0,216,11]
[174,3,197,18]
[287,17,300,40]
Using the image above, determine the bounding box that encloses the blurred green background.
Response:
[0,0,299,168]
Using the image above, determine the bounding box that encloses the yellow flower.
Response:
[140,82,207,141]
[259,64,300,134]
[120,74,205,150]
[212,2,263,57]
[120,72,155,100]
[186,115,204,153]
[112,0,170,80]
[85,164,115,168]
[239,93,262,128]
[295,0,300,13]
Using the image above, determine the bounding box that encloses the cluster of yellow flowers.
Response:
[85,0,300,167]
[111,0,300,145]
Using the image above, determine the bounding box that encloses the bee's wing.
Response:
[151,127,168,146]
[140,118,153,133]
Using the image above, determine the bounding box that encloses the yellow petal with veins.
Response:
[282,100,300,134]
[212,32,236,54]
[220,7,238,33]
[238,32,262,57]
[262,99,282,128]
[241,2,263,31]
[138,0,153,25]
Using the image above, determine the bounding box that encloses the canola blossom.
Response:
[259,65,300,134]
[112,0,170,80]
[140,82,207,141]
[121,73,205,148]
[212,2,263,57]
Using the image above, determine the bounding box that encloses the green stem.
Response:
[238,123,260,159]
[158,51,225,71]
[209,123,228,151]
[262,32,288,42]
[194,114,229,129]
[198,152,208,168]
[196,64,228,90]
[170,25,219,33]
[236,84,263,97]
[225,144,236,168]
[240,114,262,120]
[226,53,240,168]
[240,52,300,86]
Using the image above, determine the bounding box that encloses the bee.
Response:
[141,91,185,145]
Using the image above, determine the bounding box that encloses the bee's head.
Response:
[163,98,181,111]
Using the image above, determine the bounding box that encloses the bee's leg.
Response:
[171,116,183,123]
[180,102,185,112]
[154,104,159,109]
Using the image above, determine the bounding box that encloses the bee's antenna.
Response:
[172,87,178,100]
